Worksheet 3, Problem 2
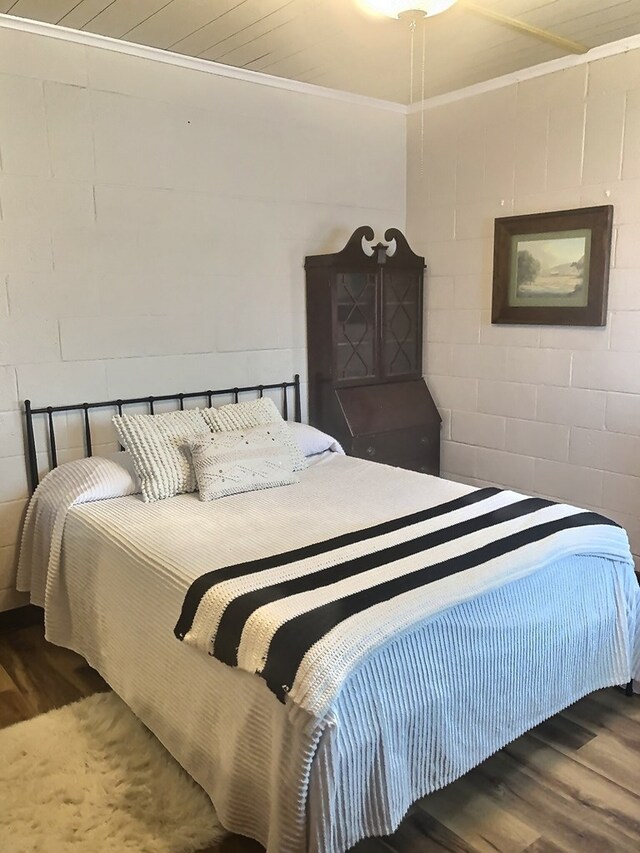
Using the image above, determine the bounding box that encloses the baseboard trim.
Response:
[0,604,44,633]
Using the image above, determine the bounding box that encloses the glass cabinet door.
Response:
[381,271,421,378]
[334,272,378,382]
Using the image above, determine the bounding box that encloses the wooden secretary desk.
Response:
[305,226,441,475]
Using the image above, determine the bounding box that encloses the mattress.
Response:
[21,452,640,852]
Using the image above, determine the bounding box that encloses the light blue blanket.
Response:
[307,553,639,853]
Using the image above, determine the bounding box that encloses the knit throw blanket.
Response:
[175,487,632,719]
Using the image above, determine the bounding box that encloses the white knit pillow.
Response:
[187,423,299,501]
[202,398,307,472]
[113,409,209,502]
[202,397,282,431]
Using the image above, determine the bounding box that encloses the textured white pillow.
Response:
[202,398,307,472]
[113,409,209,502]
[187,423,300,501]
[202,397,282,431]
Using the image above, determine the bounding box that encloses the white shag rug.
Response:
[0,692,226,853]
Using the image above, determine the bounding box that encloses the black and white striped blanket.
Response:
[175,487,630,717]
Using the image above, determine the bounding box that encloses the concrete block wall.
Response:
[3,21,639,611]
[0,25,406,610]
[407,49,640,569]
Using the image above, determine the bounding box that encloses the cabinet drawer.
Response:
[395,457,439,476]
[351,427,438,467]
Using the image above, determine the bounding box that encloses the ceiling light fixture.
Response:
[362,0,457,18]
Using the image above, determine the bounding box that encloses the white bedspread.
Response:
[17,453,640,852]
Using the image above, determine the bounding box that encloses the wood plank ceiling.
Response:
[2,0,640,103]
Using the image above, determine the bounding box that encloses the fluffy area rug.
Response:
[0,692,226,853]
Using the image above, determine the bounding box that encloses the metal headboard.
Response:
[24,374,302,495]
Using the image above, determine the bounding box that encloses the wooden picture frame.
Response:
[491,205,613,326]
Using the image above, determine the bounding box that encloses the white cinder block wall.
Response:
[0,26,406,611]
[2,22,639,612]
[407,48,640,569]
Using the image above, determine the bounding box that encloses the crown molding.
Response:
[408,32,640,113]
[2,11,639,117]
[0,12,406,114]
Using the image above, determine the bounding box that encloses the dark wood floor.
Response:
[1,623,638,853]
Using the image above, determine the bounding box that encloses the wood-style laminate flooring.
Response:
[1,623,638,853]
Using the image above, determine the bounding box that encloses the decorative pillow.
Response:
[202,398,307,472]
[287,422,344,457]
[113,409,209,502]
[187,423,300,501]
[202,397,283,432]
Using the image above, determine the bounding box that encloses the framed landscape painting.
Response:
[491,206,613,326]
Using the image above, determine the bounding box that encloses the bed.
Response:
[16,377,640,853]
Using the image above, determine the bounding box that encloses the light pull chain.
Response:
[420,15,426,178]
[409,17,416,106]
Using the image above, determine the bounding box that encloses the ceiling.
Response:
[3,0,640,103]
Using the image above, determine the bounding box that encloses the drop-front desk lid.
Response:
[335,379,441,437]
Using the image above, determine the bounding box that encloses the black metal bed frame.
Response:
[24,374,302,495]
[21,373,636,698]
